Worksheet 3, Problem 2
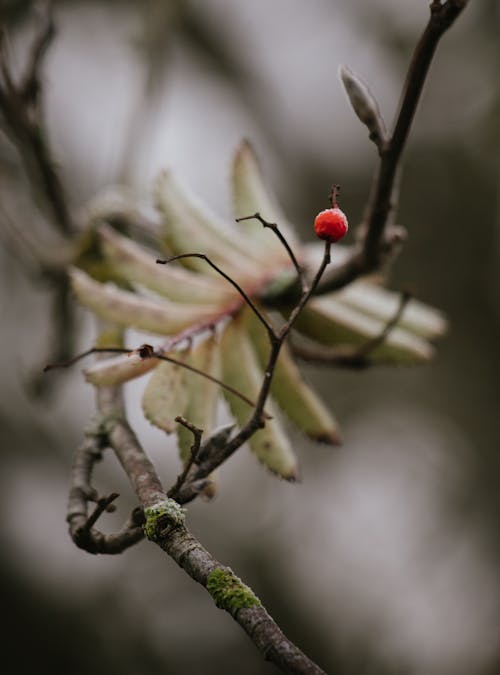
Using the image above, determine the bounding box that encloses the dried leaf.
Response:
[85,351,158,386]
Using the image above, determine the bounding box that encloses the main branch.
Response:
[76,375,326,674]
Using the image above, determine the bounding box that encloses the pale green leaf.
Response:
[294,296,435,364]
[334,282,447,339]
[98,224,234,305]
[155,170,265,283]
[70,268,223,336]
[231,140,299,258]
[177,335,221,463]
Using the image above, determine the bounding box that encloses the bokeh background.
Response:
[1,1,499,673]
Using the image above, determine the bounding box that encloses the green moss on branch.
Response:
[143,499,186,541]
[207,567,261,612]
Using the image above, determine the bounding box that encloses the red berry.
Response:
[314,207,348,243]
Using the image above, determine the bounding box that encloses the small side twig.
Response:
[44,344,265,414]
[291,290,411,368]
[67,434,144,555]
[236,212,304,290]
[157,254,274,335]
[168,416,205,498]
[84,492,120,530]
[355,289,411,357]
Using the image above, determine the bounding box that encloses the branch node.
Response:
[143,499,186,542]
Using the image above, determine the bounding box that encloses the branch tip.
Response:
[157,251,275,335]
[235,212,304,289]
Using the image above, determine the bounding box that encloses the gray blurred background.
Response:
[1,1,499,673]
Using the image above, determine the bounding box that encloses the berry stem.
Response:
[329,184,340,208]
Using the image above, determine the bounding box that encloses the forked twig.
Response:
[44,344,267,414]
[78,358,326,673]
[67,435,144,555]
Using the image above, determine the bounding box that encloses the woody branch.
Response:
[1,2,469,673]
[316,0,469,295]
[66,334,326,674]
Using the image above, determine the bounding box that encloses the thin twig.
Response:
[280,242,331,340]
[168,417,203,497]
[44,344,266,414]
[157,254,274,335]
[356,289,411,357]
[155,353,265,414]
[84,492,120,531]
[67,434,144,555]
[236,212,304,290]
[291,289,411,368]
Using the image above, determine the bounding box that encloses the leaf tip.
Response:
[312,430,343,446]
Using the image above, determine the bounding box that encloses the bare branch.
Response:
[0,2,73,235]
[178,241,332,500]
[153,522,327,675]
[20,2,55,108]
[316,0,468,296]
[83,371,326,673]
[67,434,144,555]
[355,289,411,357]
[280,241,331,339]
